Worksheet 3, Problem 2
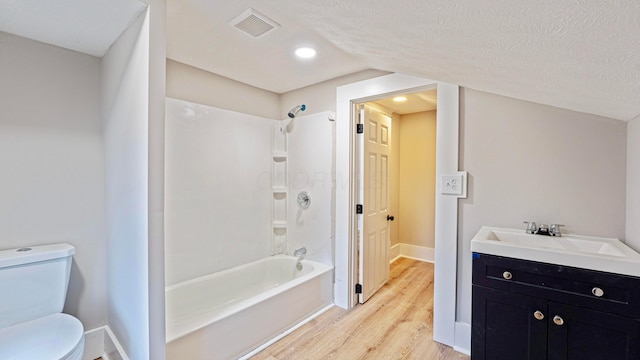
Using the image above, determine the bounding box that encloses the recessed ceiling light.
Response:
[393,96,407,102]
[295,47,316,59]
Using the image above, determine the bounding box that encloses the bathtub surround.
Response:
[286,111,334,265]
[165,98,273,285]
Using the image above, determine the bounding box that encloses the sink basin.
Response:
[488,230,565,250]
[564,237,626,257]
[471,226,640,277]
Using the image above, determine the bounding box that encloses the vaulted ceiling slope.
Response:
[278,0,640,121]
[2,1,638,121]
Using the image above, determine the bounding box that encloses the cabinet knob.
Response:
[592,287,604,297]
[533,310,544,321]
[502,271,513,280]
[553,315,564,326]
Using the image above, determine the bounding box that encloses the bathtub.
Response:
[165,255,333,359]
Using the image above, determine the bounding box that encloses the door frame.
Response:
[334,73,461,348]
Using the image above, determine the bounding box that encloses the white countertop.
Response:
[470,226,640,277]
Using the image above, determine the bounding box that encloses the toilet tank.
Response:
[0,243,75,329]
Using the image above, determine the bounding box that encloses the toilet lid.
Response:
[0,313,84,360]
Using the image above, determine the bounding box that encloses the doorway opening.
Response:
[334,74,463,350]
[356,89,438,304]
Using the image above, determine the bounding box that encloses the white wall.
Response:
[145,0,167,357]
[166,59,280,119]
[0,32,107,331]
[398,111,437,248]
[627,115,640,250]
[458,88,627,324]
[165,98,273,286]
[286,111,334,265]
[102,10,151,359]
[390,113,401,246]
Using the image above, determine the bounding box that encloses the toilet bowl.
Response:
[0,244,85,360]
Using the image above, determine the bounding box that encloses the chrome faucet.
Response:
[524,221,564,236]
[294,247,307,259]
[550,224,565,237]
[294,247,307,271]
[523,221,537,234]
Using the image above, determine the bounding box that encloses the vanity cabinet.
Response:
[472,253,640,360]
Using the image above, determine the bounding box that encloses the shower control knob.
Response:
[387,215,395,221]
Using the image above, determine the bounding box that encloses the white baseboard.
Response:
[83,326,129,360]
[453,321,471,356]
[390,243,434,263]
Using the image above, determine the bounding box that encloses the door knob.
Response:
[502,271,513,280]
[387,215,395,221]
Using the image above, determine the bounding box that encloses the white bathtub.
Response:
[165,255,333,359]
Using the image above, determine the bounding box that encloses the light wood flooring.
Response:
[251,258,469,360]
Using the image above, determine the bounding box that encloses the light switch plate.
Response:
[441,171,467,198]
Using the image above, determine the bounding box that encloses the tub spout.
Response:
[294,247,307,271]
[294,247,307,261]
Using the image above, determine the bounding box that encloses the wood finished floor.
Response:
[251,258,469,360]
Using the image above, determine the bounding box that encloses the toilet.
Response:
[0,243,85,360]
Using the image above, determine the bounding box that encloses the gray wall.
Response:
[627,116,640,250]
[102,11,152,359]
[166,59,280,119]
[0,32,107,330]
[280,70,390,116]
[457,88,627,323]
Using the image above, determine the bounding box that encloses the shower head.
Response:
[287,104,306,118]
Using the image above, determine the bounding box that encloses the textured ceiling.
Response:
[2,1,638,120]
[169,0,640,121]
[167,1,368,94]
[276,0,640,121]
[373,90,437,115]
[0,0,147,56]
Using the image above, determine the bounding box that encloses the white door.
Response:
[358,104,391,303]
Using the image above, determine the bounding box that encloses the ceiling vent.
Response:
[230,8,280,38]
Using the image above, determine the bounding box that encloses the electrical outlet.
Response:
[441,174,465,196]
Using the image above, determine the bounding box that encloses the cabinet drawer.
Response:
[472,253,640,318]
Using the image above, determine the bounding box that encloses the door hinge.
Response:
[356,124,364,134]
[356,204,363,214]
[355,283,362,294]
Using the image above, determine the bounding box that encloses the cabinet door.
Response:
[548,302,640,360]
[472,286,548,360]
